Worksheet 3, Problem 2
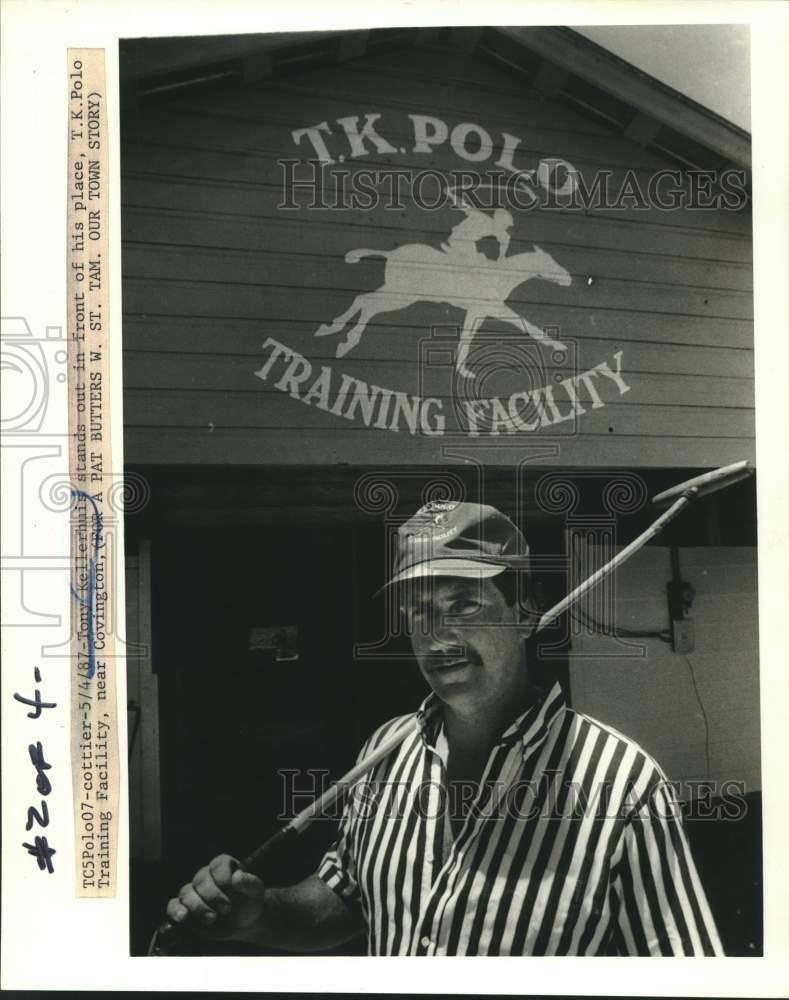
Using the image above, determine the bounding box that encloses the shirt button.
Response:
[420,936,431,948]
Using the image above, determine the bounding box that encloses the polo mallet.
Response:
[149,459,753,956]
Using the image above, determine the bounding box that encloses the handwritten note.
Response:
[15,667,57,874]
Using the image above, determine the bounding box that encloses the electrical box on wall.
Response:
[672,618,696,654]
[667,547,696,653]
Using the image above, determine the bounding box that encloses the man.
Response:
[441,203,514,262]
[165,502,722,956]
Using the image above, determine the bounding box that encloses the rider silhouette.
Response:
[441,203,513,262]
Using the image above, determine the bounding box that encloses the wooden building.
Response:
[120,28,759,955]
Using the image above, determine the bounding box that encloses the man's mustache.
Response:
[424,650,480,672]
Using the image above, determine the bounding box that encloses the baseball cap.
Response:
[377,501,531,594]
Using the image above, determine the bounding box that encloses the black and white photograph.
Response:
[118,23,763,960]
[4,2,789,993]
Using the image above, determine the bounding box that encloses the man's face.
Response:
[401,575,528,713]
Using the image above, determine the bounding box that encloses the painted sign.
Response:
[253,111,630,439]
[314,226,570,377]
[118,42,754,467]
[254,339,630,437]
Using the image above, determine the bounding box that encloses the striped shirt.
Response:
[317,680,722,956]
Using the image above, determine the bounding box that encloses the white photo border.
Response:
[1,0,787,994]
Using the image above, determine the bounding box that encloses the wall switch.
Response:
[672,618,695,654]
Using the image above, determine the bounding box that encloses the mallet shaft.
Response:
[287,715,417,834]
[535,489,697,633]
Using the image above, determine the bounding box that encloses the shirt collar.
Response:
[415,679,566,755]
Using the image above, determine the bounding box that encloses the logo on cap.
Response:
[421,500,458,527]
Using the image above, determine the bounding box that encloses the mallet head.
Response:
[652,460,754,508]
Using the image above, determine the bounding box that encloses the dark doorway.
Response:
[125,464,571,953]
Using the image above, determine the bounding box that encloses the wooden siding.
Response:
[121,43,754,467]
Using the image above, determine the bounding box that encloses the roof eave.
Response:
[496,26,751,169]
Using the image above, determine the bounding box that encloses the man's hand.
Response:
[165,861,365,952]
[166,854,266,942]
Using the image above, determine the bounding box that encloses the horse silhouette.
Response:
[315,242,572,378]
